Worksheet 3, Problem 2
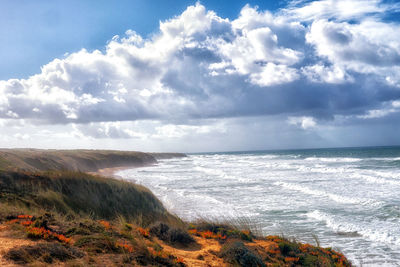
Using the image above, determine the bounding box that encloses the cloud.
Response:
[282,0,399,21]
[288,116,317,129]
[0,0,400,150]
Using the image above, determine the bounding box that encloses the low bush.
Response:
[149,222,195,246]
[74,235,120,253]
[219,241,265,267]
[66,220,104,236]
[5,243,84,264]
[189,222,254,241]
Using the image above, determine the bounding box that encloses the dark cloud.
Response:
[0,0,399,151]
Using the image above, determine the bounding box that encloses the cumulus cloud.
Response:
[283,0,399,21]
[288,116,317,129]
[0,0,400,150]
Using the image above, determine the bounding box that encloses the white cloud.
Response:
[0,3,308,124]
[0,1,400,151]
[283,0,397,21]
[306,19,400,86]
[357,100,400,119]
[1,1,399,125]
[302,63,353,84]
[288,116,317,129]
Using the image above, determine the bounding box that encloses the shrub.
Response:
[149,222,195,246]
[189,222,253,241]
[66,220,104,236]
[219,241,265,267]
[5,243,84,264]
[74,235,120,253]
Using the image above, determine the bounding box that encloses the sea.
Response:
[117,146,400,266]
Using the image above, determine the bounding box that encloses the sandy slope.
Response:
[0,225,37,266]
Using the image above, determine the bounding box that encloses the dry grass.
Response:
[0,148,186,172]
[4,243,84,264]
[0,170,179,224]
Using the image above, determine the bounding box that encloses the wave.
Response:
[304,157,362,163]
[274,182,382,207]
[307,210,400,246]
[193,166,236,179]
[350,173,400,185]
[295,165,350,174]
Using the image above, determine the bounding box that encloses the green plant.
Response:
[5,243,84,264]
[149,222,195,246]
[219,241,265,267]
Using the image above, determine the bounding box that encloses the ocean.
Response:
[117,146,400,266]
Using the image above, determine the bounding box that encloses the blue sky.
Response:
[0,0,400,152]
[0,0,284,80]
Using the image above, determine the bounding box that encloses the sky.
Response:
[0,0,400,152]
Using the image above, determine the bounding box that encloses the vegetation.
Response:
[0,149,351,266]
[149,222,195,246]
[5,243,84,264]
[219,241,265,267]
[0,170,178,224]
[188,221,254,241]
[0,148,185,172]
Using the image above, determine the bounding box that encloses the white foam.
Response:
[117,152,400,265]
[307,210,400,247]
[274,182,382,207]
[350,172,400,185]
[304,157,362,163]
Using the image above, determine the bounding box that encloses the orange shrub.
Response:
[116,241,134,253]
[99,220,111,230]
[285,257,299,262]
[200,230,214,239]
[6,219,19,225]
[136,227,149,238]
[17,215,33,219]
[266,243,280,255]
[188,229,197,235]
[148,247,168,258]
[174,257,185,264]
[21,220,33,226]
[25,227,71,244]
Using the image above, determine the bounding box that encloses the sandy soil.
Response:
[160,236,227,267]
[158,236,276,267]
[0,225,37,267]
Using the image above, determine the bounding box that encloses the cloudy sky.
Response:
[1,0,400,152]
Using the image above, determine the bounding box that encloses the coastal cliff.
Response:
[0,149,185,172]
[0,149,351,266]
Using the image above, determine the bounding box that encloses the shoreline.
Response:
[91,163,155,179]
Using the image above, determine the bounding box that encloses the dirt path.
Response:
[160,236,227,267]
[0,225,37,266]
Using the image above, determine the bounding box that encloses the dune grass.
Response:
[0,170,179,225]
[0,149,161,172]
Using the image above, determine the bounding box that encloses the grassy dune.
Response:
[0,149,185,172]
[0,149,352,266]
[0,171,178,225]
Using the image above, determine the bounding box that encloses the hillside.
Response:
[0,149,185,172]
[0,149,351,266]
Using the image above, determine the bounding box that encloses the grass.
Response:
[0,148,185,172]
[188,220,255,241]
[0,206,353,266]
[0,170,179,224]
[5,243,84,264]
